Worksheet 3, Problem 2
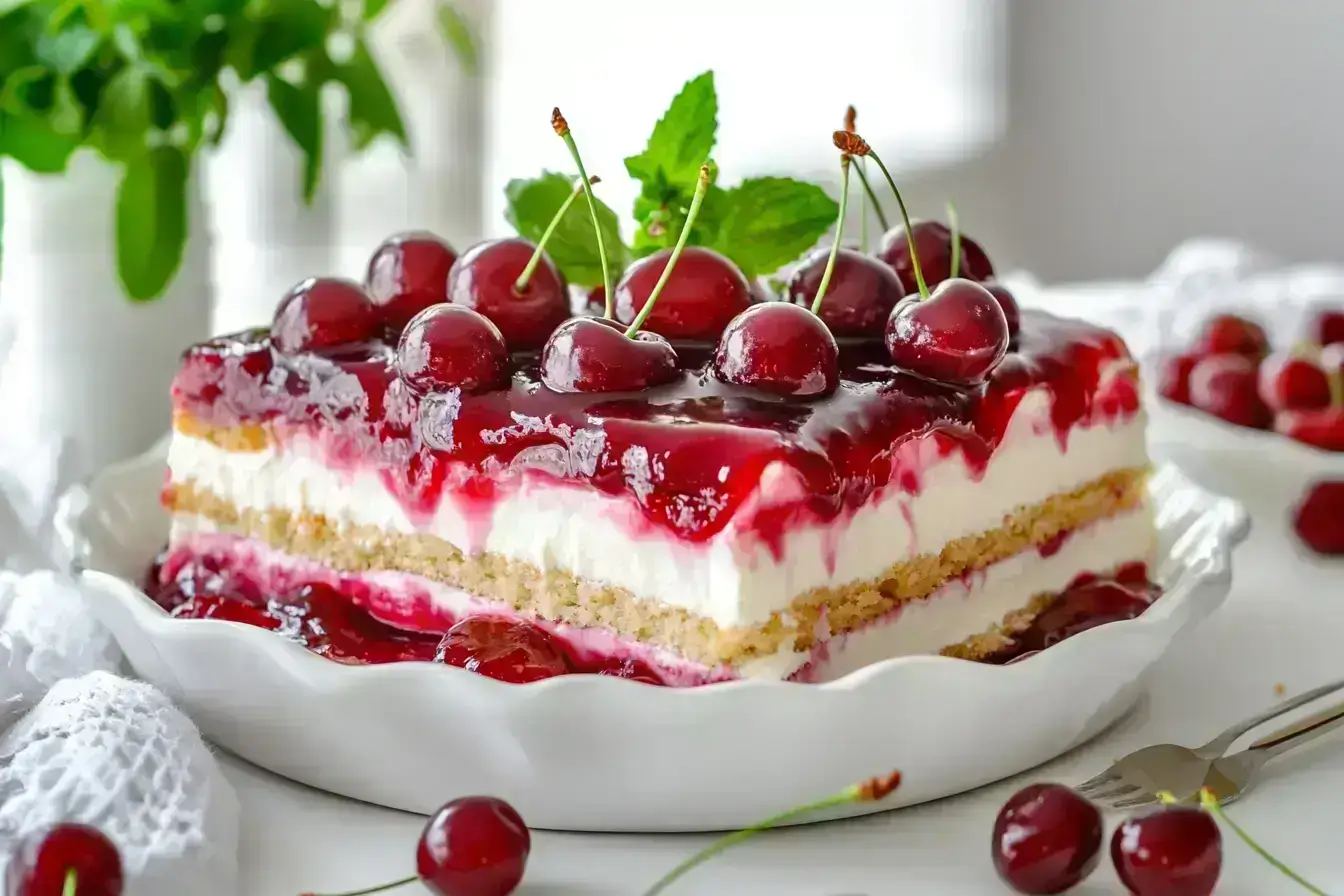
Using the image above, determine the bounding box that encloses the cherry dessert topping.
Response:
[981,280,1022,338]
[1111,806,1222,896]
[614,246,752,341]
[592,656,666,685]
[1309,307,1344,347]
[447,238,569,350]
[1276,406,1344,452]
[1292,480,1344,555]
[435,616,571,683]
[884,279,1010,385]
[878,220,994,294]
[714,303,840,398]
[1257,352,1332,412]
[416,796,531,896]
[271,277,380,354]
[539,317,679,394]
[6,823,124,896]
[1191,313,1269,359]
[992,783,1102,894]
[785,247,906,338]
[365,232,458,332]
[1157,353,1201,406]
[396,305,510,396]
[1187,354,1272,428]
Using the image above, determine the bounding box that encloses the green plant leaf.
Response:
[265,73,322,202]
[624,70,716,194]
[49,75,82,134]
[362,0,388,19]
[711,177,837,279]
[340,37,406,151]
[505,171,628,288]
[36,23,100,73]
[436,2,477,76]
[0,112,78,171]
[89,64,152,160]
[115,144,188,300]
[0,66,48,113]
[247,2,332,77]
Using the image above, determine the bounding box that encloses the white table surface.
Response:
[225,427,1344,896]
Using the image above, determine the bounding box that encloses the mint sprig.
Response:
[623,70,717,195]
[712,177,839,280]
[504,171,626,290]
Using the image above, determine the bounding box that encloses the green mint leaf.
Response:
[340,38,407,151]
[362,0,389,19]
[711,177,837,279]
[115,144,188,301]
[623,70,716,194]
[436,2,479,76]
[265,74,322,203]
[505,171,628,288]
[248,3,333,76]
[0,112,78,172]
[631,179,729,259]
[89,65,152,161]
[36,23,100,74]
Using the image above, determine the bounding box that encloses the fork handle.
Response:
[1203,677,1344,755]
[1248,700,1344,759]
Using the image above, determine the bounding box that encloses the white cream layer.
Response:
[168,384,1148,629]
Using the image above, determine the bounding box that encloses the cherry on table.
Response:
[272,277,381,354]
[5,823,124,896]
[1187,354,1272,428]
[785,247,905,338]
[878,220,994,294]
[614,246,752,341]
[539,317,679,394]
[885,278,1010,385]
[447,238,569,350]
[1258,352,1332,412]
[713,303,840,398]
[396,305,510,396]
[365,232,458,332]
[1111,806,1222,896]
[436,617,572,683]
[416,796,531,896]
[1191,313,1269,359]
[1308,307,1344,347]
[991,783,1102,894]
[1292,480,1344,555]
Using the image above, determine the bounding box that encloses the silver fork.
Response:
[1199,698,1344,808]
[1075,677,1344,809]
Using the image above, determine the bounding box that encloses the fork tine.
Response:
[1109,793,1160,811]
[1074,771,1120,794]
[1086,782,1142,802]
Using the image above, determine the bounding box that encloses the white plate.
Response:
[59,445,1248,832]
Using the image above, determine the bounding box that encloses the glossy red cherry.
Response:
[1274,407,1344,451]
[6,823,124,896]
[365,232,458,332]
[878,220,994,293]
[436,617,571,683]
[981,280,1022,338]
[784,247,905,338]
[1157,353,1201,406]
[992,783,1102,894]
[1191,313,1269,359]
[539,317,679,394]
[714,303,839,398]
[447,238,569,350]
[271,277,380,354]
[884,279,1010,385]
[1309,307,1344,347]
[614,246,752,341]
[1258,353,1332,412]
[1111,806,1222,896]
[416,796,531,896]
[1292,480,1344,555]
[1187,354,1272,428]
[396,305,509,396]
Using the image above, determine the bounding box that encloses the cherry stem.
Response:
[553,107,613,317]
[298,874,418,896]
[811,154,851,316]
[63,870,76,896]
[864,148,930,300]
[514,175,600,295]
[946,200,961,279]
[1197,788,1329,895]
[851,163,890,234]
[625,163,712,338]
[640,771,899,896]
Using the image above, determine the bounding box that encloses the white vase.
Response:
[0,152,212,473]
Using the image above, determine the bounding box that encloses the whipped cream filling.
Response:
[167,382,1148,629]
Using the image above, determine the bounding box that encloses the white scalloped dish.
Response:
[62,445,1248,832]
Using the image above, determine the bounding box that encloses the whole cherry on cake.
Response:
[784,247,904,338]
[5,823,124,896]
[879,218,994,294]
[396,305,510,395]
[614,246,754,341]
[271,277,381,353]
[991,783,1102,894]
[365,232,459,331]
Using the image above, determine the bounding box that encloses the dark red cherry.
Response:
[1158,353,1202,406]
[1310,308,1344,347]
[1111,806,1222,896]
[992,783,1102,894]
[884,279,1010,385]
[1293,480,1344,555]
[271,277,380,354]
[1188,354,1272,428]
[714,303,839,398]
[614,246,752,341]
[1191,313,1269,359]
[1275,406,1344,451]
[539,317,679,394]
[365,232,458,332]
[784,247,906,338]
[6,823,124,896]
[447,238,568,350]
[981,280,1022,338]
[1258,353,1332,412]
[396,305,509,395]
[417,796,531,896]
[436,617,571,683]
[878,220,994,293]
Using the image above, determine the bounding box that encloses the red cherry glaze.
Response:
[1258,353,1332,412]
[1111,806,1222,896]
[1191,313,1269,359]
[171,594,283,630]
[1187,354,1272,428]
[436,617,571,683]
[992,783,1102,894]
[396,305,509,396]
[447,238,569,350]
[365,232,458,331]
[271,278,380,354]
[6,824,124,896]
[981,281,1022,338]
[878,220,994,293]
[1157,353,1200,406]
[1293,480,1344,555]
[714,303,840,398]
[885,279,1010,385]
[417,796,531,896]
[614,246,752,341]
[593,656,666,685]
[539,317,679,394]
[784,247,906,338]
[1309,307,1344,347]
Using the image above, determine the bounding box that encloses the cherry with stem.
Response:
[810,153,851,314]
[625,164,712,338]
[835,131,930,299]
[1194,789,1328,895]
[844,106,870,254]
[513,175,601,295]
[553,108,612,317]
[63,870,77,896]
[844,108,890,238]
